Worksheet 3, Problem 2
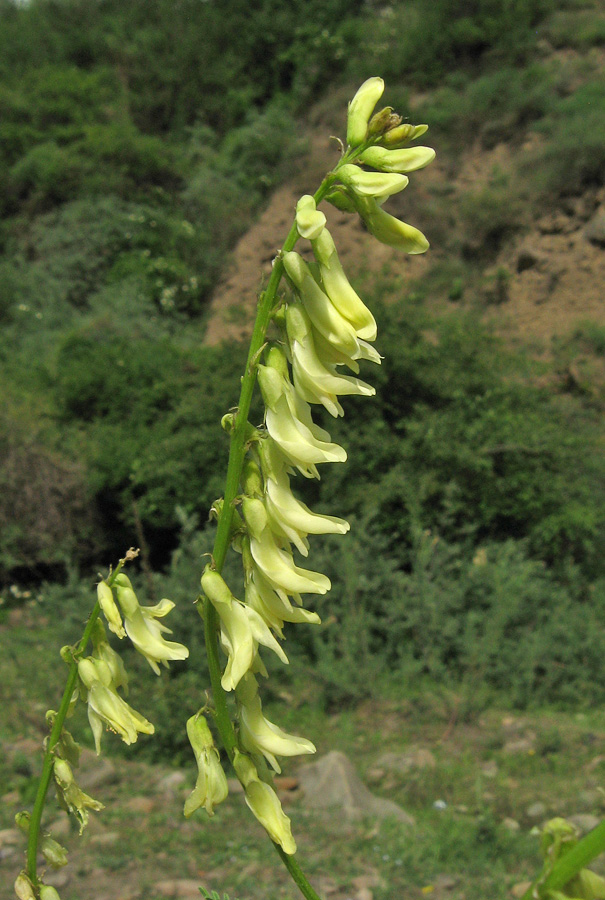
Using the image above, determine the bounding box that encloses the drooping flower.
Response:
[183,712,229,818]
[337,163,409,202]
[258,361,346,477]
[233,750,297,855]
[114,574,189,675]
[352,195,430,253]
[53,758,104,832]
[96,581,125,639]
[286,302,375,417]
[245,567,320,636]
[201,566,288,691]
[77,657,154,754]
[236,673,315,773]
[283,252,361,356]
[242,496,331,598]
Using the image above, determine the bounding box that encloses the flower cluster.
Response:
[197,78,434,855]
[75,574,189,758]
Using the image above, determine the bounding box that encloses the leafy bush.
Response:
[524,78,605,198]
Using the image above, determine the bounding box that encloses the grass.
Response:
[2,612,605,900]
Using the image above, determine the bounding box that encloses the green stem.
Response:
[521,821,605,900]
[26,562,126,888]
[199,159,356,900]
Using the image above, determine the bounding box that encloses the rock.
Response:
[502,818,521,832]
[578,789,603,809]
[156,771,187,794]
[517,246,545,273]
[298,751,415,826]
[525,802,547,821]
[512,882,532,898]
[124,796,156,815]
[481,760,498,779]
[227,778,244,794]
[0,846,17,861]
[503,738,535,755]
[375,748,436,774]
[356,889,373,900]
[568,814,601,834]
[89,831,120,846]
[79,752,118,790]
[274,775,299,791]
[155,879,207,898]
[0,828,21,847]
[538,213,575,235]
[44,870,70,889]
[48,814,71,839]
[1,790,21,805]
[433,874,458,890]
[584,212,605,247]
[12,738,41,758]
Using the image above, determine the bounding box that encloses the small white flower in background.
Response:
[113,573,189,675]
[183,712,229,818]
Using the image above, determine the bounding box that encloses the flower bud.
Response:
[338,164,409,201]
[242,458,264,497]
[367,106,399,137]
[15,811,30,836]
[347,77,384,147]
[14,872,36,900]
[353,196,429,254]
[40,888,62,900]
[97,581,125,639]
[359,144,435,174]
[113,574,139,618]
[381,123,428,147]
[295,195,326,240]
[41,835,68,868]
[325,189,357,214]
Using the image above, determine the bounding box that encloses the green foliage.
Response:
[348,0,555,87]
[524,78,605,198]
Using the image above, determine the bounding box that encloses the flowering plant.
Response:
[13,77,605,900]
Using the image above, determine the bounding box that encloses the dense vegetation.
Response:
[2,0,605,738]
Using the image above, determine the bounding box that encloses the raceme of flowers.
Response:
[197,76,435,854]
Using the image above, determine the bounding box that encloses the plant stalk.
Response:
[198,163,353,900]
[26,561,127,888]
[521,821,605,900]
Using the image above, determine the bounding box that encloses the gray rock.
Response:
[502,818,521,832]
[156,770,187,794]
[375,748,436,774]
[517,246,545,273]
[0,828,20,848]
[155,879,204,898]
[525,801,547,820]
[568,814,601,835]
[584,212,605,247]
[298,751,415,825]
[78,752,117,791]
[503,738,535,755]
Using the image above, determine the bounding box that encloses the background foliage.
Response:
[2,0,605,746]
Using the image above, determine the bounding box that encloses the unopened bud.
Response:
[15,811,30,836]
[14,872,36,900]
[40,887,62,900]
[242,459,263,497]
[41,835,68,869]
[367,106,400,137]
[347,77,384,147]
